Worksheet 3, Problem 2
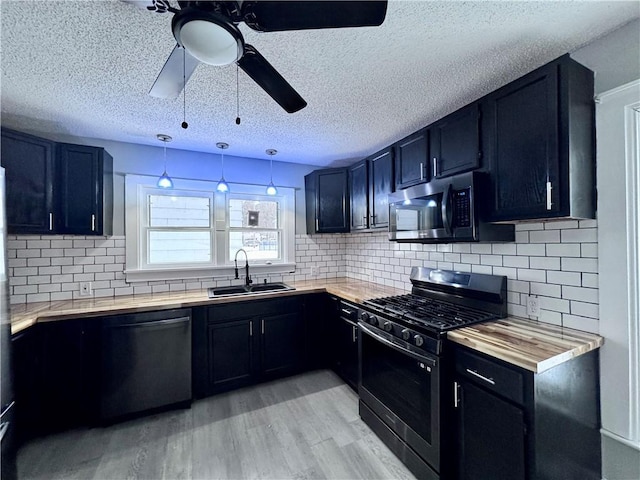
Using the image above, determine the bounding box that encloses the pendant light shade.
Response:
[265,149,277,195]
[156,134,173,188]
[216,142,230,193]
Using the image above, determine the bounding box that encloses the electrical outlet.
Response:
[310,266,318,276]
[79,281,92,297]
[526,295,540,317]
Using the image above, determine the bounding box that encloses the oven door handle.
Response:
[359,322,437,367]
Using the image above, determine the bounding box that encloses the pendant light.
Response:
[216,142,230,193]
[265,149,277,195]
[156,134,173,188]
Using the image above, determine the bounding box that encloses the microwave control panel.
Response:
[453,188,471,227]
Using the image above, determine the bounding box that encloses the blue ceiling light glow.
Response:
[156,134,174,189]
[216,142,230,193]
[265,148,278,195]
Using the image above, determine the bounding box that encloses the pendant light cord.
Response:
[235,64,241,125]
[182,48,188,129]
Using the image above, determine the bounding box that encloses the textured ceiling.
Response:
[1,0,638,167]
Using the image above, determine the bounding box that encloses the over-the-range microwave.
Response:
[388,171,514,243]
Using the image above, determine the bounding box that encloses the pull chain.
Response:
[181,47,188,129]
[235,64,241,125]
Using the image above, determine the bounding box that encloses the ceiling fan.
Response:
[131,0,388,113]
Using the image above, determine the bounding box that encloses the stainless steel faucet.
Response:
[234,248,252,287]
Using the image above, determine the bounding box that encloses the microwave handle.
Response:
[442,183,453,235]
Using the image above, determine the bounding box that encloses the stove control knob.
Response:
[369,315,378,327]
[361,312,370,322]
[414,335,424,347]
[383,321,392,332]
[401,329,411,341]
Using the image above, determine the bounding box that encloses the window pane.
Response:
[229,231,280,261]
[149,231,211,264]
[149,195,211,227]
[229,199,278,229]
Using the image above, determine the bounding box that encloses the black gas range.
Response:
[357,267,507,480]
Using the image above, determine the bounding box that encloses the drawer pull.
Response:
[466,368,496,385]
[341,308,353,316]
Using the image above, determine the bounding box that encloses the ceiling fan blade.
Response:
[242,1,388,32]
[149,44,200,99]
[237,44,307,114]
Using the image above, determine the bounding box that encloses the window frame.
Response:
[125,175,296,282]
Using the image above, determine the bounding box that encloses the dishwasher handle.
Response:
[111,316,190,329]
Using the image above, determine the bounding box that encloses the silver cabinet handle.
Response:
[546,181,553,210]
[341,308,353,316]
[454,381,460,408]
[91,214,96,231]
[261,319,265,335]
[315,218,319,231]
[352,325,357,343]
[249,322,253,336]
[419,162,424,180]
[49,212,53,231]
[432,157,438,177]
[466,368,496,385]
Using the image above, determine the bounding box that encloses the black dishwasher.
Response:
[100,309,192,421]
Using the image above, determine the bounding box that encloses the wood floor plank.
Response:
[17,370,417,480]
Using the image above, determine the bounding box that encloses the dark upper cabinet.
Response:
[369,147,394,229]
[394,129,429,190]
[305,167,349,233]
[1,128,55,234]
[57,143,113,235]
[483,55,595,221]
[349,147,394,232]
[430,103,481,179]
[0,128,114,235]
[349,160,369,231]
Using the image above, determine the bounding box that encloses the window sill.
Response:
[124,263,296,283]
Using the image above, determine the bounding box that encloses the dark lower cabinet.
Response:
[12,319,99,442]
[332,298,359,390]
[452,344,601,480]
[194,297,305,397]
[261,311,304,379]
[207,317,256,393]
[456,380,526,480]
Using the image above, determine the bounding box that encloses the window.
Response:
[125,175,296,282]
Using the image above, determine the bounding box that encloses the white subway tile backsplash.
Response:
[7,220,600,333]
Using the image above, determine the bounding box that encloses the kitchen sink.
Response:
[208,282,295,298]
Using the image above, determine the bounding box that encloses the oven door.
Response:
[359,322,440,472]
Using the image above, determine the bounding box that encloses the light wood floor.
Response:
[17,370,416,480]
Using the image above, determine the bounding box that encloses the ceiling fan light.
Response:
[173,8,244,66]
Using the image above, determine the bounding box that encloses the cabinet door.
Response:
[1,128,55,234]
[207,318,256,394]
[11,328,42,442]
[317,169,349,233]
[369,148,393,229]
[260,311,304,379]
[456,380,526,480]
[431,103,480,178]
[57,144,101,235]
[395,129,429,190]
[484,62,560,221]
[335,317,358,391]
[349,160,369,230]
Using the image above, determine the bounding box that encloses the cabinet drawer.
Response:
[455,348,524,405]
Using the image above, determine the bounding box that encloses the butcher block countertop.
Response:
[10,277,602,373]
[447,317,603,373]
[9,277,404,335]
